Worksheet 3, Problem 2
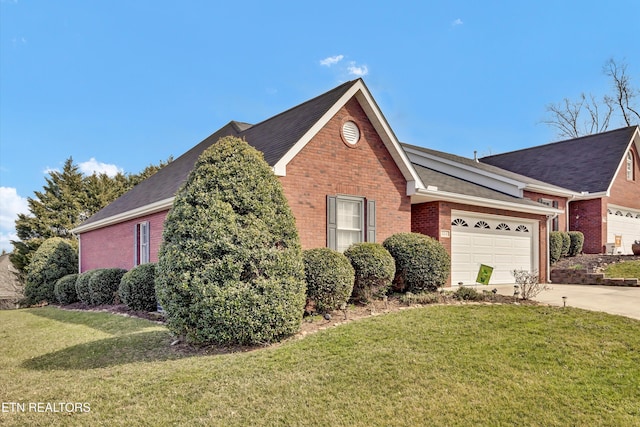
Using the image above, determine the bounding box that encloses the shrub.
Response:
[54,273,79,305]
[568,231,584,256]
[549,231,563,264]
[454,286,482,301]
[156,136,306,345]
[76,270,100,305]
[560,232,571,257]
[512,269,544,300]
[23,237,78,305]
[89,268,127,305]
[302,248,354,313]
[119,263,157,311]
[383,233,450,293]
[343,243,395,303]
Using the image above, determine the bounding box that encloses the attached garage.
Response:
[607,206,640,254]
[450,212,538,285]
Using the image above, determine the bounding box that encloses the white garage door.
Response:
[607,206,640,254]
[451,213,536,286]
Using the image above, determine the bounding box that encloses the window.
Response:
[134,221,150,265]
[627,152,634,180]
[327,196,375,252]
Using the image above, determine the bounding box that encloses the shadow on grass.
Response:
[21,330,185,370]
[27,306,159,335]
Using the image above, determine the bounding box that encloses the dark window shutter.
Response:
[142,221,150,264]
[367,199,376,242]
[133,224,139,266]
[327,195,337,250]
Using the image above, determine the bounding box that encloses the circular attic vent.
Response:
[342,121,360,145]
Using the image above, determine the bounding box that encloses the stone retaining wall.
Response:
[551,268,639,287]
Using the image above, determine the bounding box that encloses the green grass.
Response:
[605,260,640,279]
[1,306,639,426]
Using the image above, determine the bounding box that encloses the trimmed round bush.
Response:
[76,270,100,305]
[23,237,78,305]
[156,136,306,346]
[119,263,157,311]
[383,233,450,293]
[54,273,79,305]
[560,232,571,257]
[549,231,563,264]
[568,231,584,257]
[303,248,354,313]
[344,243,395,303]
[89,268,127,305]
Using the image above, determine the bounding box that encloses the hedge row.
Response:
[302,233,451,312]
[53,264,158,311]
[550,231,584,264]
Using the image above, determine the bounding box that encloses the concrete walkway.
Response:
[491,283,640,320]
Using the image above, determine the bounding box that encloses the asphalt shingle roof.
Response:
[480,126,638,193]
[79,80,358,227]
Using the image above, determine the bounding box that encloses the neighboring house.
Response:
[73,79,422,272]
[482,126,640,254]
[72,78,564,287]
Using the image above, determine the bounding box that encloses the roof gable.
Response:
[480,126,640,194]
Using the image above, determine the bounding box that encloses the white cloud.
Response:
[78,158,124,177]
[347,62,369,77]
[43,166,60,175]
[0,187,29,253]
[320,55,344,66]
[452,18,463,26]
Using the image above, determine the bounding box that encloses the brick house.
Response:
[482,126,640,254]
[73,79,422,271]
[73,79,562,286]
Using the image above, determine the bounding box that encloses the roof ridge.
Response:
[482,125,638,159]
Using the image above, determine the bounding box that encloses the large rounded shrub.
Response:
[76,269,100,305]
[89,268,127,305]
[303,248,354,313]
[549,231,563,264]
[23,237,78,305]
[156,136,306,346]
[383,233,450,293]
[119,263,157,311]
[54,273,79,305]
[343,243,395,303]
[568,231,584,256]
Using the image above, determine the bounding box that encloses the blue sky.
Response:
[1,0,639,252]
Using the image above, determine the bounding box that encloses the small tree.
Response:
[23,237,77,305]
[156,136,305,345]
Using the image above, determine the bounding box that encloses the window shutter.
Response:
[367,199,376,242]
[133,224,139,266]
[327,195,337,250]
[142,221,150,264]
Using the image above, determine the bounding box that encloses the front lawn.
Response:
[605,260,640,279]
[1,305,639,426]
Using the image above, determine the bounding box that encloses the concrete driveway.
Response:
[492,284,640,320]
